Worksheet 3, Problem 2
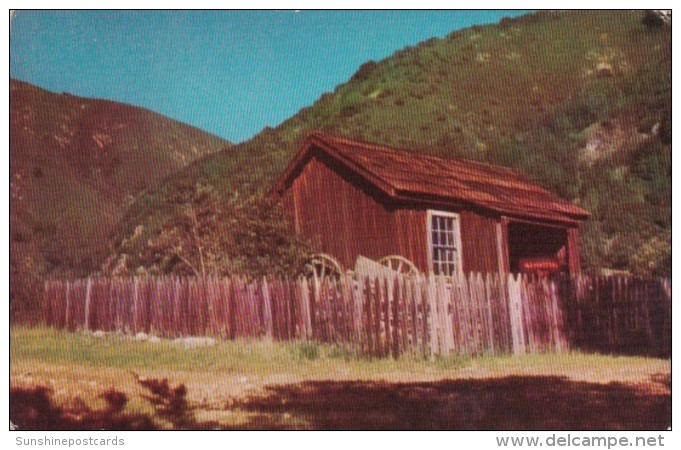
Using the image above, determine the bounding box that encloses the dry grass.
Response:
[10,326,670,430]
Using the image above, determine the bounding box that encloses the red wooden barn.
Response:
[272,132,590,276]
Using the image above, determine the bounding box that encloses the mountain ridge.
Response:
[112,10,670,278]
[10,78,232,317]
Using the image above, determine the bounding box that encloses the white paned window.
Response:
[427,210,462,276]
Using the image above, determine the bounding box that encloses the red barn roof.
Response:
[273,132,589,224]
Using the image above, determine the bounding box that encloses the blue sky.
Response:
[10,10,530,143]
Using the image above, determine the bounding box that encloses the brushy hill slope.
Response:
[114,10,670,276]
[10,79,231,316]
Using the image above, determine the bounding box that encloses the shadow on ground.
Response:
[10,386,158,430]
[10,375,670,430]
[10,376,218,430]
[231,375,671,430]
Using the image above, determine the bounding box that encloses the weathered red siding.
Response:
[286,150,424,271]
[284,149,507,274]
[393,208,428,271]
[460,211,501,274]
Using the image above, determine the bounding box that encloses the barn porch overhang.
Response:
[390,191,586,227]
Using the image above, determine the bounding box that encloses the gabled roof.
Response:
[273,132,589,224]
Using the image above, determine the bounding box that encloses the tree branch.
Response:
[173,247,200,277]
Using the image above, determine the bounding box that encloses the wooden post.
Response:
[414,275,428,356]
[417,276,429,357]
[408,278,418,354]
[352,275,364,347]
[43,281,50,327]
[497,272,511,353]
[469,272,485,354]
[548,278,566,351]
[391,277,400,359]
[83,277,92,332]
[339,274,352,345]
[64,280,72,331]
[227,277,237,339]
[399,278,408,354]
[484,273,496,354]
[459,272,474,355]
[286,278,296,340]
[364,277,373,355]
[300,277,312,339]
[507,273,526,355]
[132,277,141,333]
[383,276,392,357]
[330,278,340,344]
[427,274,438,357]
[375,277,384,357]
[520,275,536,353]
[249,279,260,338]
[448,274,462,354]
[261,277,273,339]
[436,275,453,355]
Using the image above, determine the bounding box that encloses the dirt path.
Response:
[10,357,670,430]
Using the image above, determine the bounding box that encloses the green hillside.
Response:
[114,10,670,277]
[10,79,231,316]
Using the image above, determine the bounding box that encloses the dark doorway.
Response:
[507,221,568,274]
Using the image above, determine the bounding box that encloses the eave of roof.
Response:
[272,133,395,197]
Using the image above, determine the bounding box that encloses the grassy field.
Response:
[10,326,671,430]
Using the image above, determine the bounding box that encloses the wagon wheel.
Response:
[377,255,419,277]
[305,253,344,280]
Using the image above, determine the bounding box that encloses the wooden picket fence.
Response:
[42,273,671,358]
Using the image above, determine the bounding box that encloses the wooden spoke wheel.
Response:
[377,255,419,277]
[305,253,344,280]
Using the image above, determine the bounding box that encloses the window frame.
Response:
[426,210,463,277]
